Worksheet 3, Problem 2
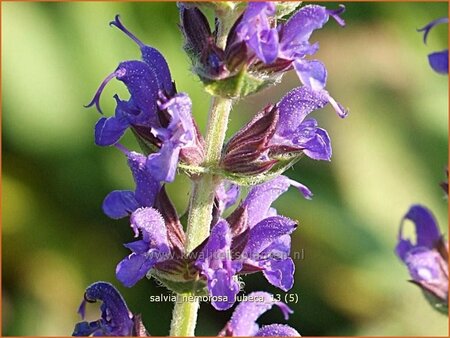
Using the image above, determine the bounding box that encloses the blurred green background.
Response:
[2,1,448,336]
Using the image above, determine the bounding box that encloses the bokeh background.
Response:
[2,1,448,336]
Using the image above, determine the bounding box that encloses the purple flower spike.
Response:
[103,149,160,219]
[116,207,171,287]
[396,205,448,310]
[195,220,241,310]
[418,17,449,74]
[221,291,296,336]
[147,92,196,182]
[73,282,139,336]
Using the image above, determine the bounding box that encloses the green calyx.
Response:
[203,68,282,99]
[221,156,302,186]
[149,269,208,296]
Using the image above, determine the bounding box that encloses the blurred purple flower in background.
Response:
[418,17,449,74]
[396,205,448,313]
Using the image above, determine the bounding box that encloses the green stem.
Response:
[185,97,232,254]
[169,294,200,336]
[169,97,232,337]
[169,7,235,335]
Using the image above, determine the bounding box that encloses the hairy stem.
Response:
[169,294,200,336]
[169,97,232,337]
[169,13,234,335]
[185,96,232,253]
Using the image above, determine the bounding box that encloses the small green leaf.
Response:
[220,156,301,186]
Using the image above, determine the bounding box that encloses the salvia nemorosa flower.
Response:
[219,292,300,336]
[222,86,332,176]
[73,282,148,336]
[115,186,186,288]
[195,175,305,310]
[418,17,449,74]
[103,147,160,219]
[116,207,172,287]
[110,174,303,311]
[180,1,347,111]
[86,15,203,182]
[101,146,186,288]
[396,205,448,313]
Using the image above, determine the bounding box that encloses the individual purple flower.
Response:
[222,86,332,175]
[396,205,448,312]
[231,176,299,291]
[219,292,299,336]
[73,282,148,336]
[86,15,202,182]
[103,147,160,219]
[418,18,449,74]
[87,15,174,145]
[195,220,242,310]
[147,92,196,182]
[116,207,171,287]
[270,87,332,160]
